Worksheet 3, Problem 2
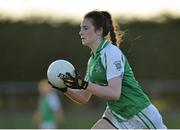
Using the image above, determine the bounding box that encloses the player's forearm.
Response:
[65,89,92,104]
[86,82,121,101]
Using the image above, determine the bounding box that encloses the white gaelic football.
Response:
[47,60,75,88]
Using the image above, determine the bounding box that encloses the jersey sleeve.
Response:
[102,46,125,80]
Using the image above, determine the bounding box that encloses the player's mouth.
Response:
[81,37,86,41]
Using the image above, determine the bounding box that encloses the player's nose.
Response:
[79,30,82,36]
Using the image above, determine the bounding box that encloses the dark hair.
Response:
[84,10,123,47]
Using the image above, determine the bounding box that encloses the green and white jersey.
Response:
[38,92,61,123]
[85,39,151,119]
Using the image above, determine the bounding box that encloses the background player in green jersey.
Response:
[50,10,167,129]
[33,79,64,129]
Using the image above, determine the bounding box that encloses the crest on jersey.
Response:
[94,63,102,73]
[113,61,121,71]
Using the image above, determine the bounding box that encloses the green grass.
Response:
[0,112,180,128]
[0,111,100,129]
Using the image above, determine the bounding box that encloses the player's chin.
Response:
[82,41,87,46]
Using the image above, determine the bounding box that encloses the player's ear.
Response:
[96,27,103,36]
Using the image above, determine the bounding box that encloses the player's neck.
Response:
[89,37,102,55]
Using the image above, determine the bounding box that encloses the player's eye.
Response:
[80,26,89,32]
[84,27,88,30]
[81,25,89,30]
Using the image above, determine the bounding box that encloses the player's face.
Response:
[79,18,99,46]
[38,84,51,95]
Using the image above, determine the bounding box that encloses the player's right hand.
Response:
[62,70,88,90]
[48,81,67,93]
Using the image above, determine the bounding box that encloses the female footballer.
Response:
[49,10,167,129]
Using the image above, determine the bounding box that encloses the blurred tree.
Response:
[0,17,179,81]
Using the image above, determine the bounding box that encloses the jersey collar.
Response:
[91,38,109,56]
[96,39,109,53]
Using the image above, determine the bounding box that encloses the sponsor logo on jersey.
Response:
[113,61,121,71]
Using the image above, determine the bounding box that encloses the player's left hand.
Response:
[62,70,88,90]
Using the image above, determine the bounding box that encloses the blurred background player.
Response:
[32,79,64,129]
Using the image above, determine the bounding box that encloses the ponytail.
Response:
[101,11,123,47]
